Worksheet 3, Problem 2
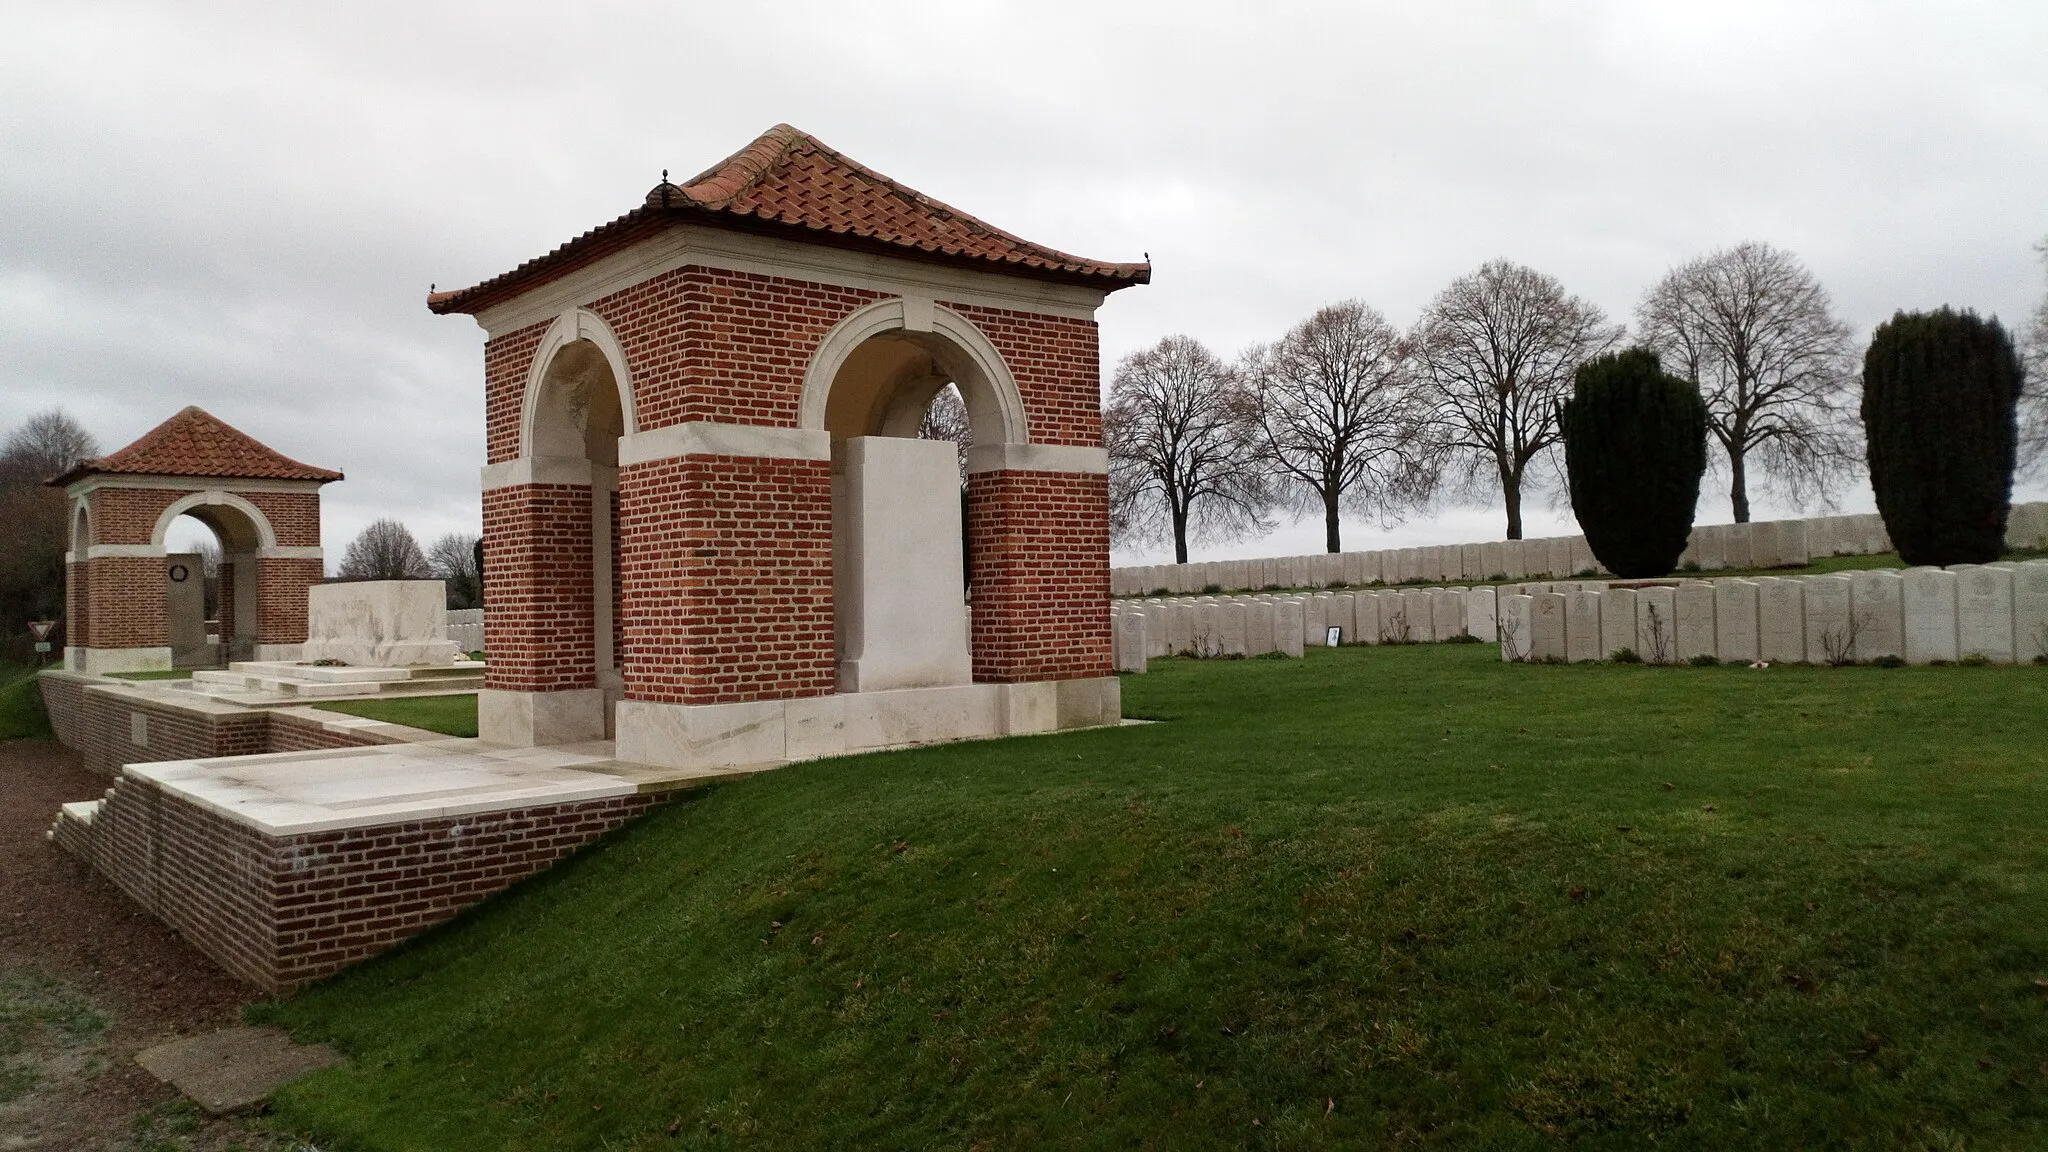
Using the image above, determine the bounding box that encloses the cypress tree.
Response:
[1861,309,2022,566]
[1561,349,1709,578]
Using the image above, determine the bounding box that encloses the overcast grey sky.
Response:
[5,1,2044,566]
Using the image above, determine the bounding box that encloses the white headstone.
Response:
[1801,575,1853,664]
[1693,524,1727,572]
[1460,543,1483,581]
[1401,588,1436,642]
[1848,570,1904,662]
[1547,538,1574,580]
[1635,585,1679,663]
[1956,566,2016,663]
[1756,577,1805,664]
[1431,588,1467,640]
[2014,561,2048,663]
[1115,611,1147,673]
[1465,585,1499,642]
[1479,541,1506,580]
[1723,523,1754,570]
[1499,594,1535,661]
[1675,582,1716,662]
[1529,592,1567,661]
[1778,520,1810,567]
[1275,600,1306,658]
[1564,589,1603,663]
[1902,568,1959,664]
[1352,591,1382,645]
[1245,601,1277,656]
[1219,601,1249,657]
[1569,535,1598,577]
[1194,603,1223,658]
[1599,587,1638,660]
[1501,539,1528,580]
[1380,590,1417,643]
[1714,580,1760,663]
[1301,595,1329,650]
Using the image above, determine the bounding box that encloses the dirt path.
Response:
[0,739,299,1150]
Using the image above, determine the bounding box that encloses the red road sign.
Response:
[27,620,56,641]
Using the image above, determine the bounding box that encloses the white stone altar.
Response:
[301,581,462,668]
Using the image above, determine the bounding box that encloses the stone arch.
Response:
[71,499,91,553]
[519,307,638,460]
[800,298,1027,446]
[150,491,279,551]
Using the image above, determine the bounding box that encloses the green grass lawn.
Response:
[313,694,478,738]
[255,647,2048,1150]
[0,665,52,741]
[103,668,193,681]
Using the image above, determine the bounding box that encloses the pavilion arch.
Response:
[150,490,280,551]
[800,298,1027,447]
[518,307,638,461]
[71,499,92,554]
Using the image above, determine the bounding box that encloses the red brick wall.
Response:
[967,469,1112,683]
[84,557,167,649]
[617,454,835,704]
[484,319,550,465]
[217,562,236,651]
[87,488,182,545]
[482,482,596,693]
[240,491,323,549]
[37,674,408,778]
[942,302,1103,448]
[255,557,322,646]
[68,770,663,992]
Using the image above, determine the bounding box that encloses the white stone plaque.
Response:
[1714,580,1760,663]
[1902,568,1959,664]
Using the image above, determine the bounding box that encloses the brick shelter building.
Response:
[52,407,339,674]
[431,124,1148,766]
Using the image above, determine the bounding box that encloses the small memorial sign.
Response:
[1325,625,1342,648]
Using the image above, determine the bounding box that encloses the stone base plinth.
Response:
[614,677,1122,772]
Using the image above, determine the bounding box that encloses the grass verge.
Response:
[103,669,194,681]
[312,694,478,738]
[0,665,53,741]
[258,646,2048,1149]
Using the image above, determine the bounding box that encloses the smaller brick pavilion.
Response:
[52,406,339,674]
[431,123,1150,767]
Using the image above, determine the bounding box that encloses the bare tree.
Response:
[338,519,431,581]
[0,409,99,489]
[2021,236,2048,479]
[1248,301,1435,552]
[0,410,98,653]
[428,532,482,609]
[1105,335,1271,563]
[1637,242,1858,522]
[1411,261,1621,539]
[916,383,972,485]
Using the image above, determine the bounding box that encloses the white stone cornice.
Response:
[69,475,328,497]
[481,455,595,491]
[964,443,1109,475]
[472,223,1109,338]
[256,546,325,560]
[85,544,169,559]
[617,421,830,466]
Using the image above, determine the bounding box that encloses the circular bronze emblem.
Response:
[169,564,190,583]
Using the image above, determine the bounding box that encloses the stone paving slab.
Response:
[135,1026,342,1115]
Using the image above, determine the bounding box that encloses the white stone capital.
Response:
[617,421,830,467]
[963,443,1109,475]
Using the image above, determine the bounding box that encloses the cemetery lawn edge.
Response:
[254,645,2048,1150]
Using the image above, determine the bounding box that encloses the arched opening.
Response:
[528,336,627,730]
[69,503,91,660]
[820,328,987,692]
[163,506,264,667]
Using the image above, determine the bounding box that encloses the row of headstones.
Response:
[1495,561,2048,666]
[1110,502,2048,598]
[1109,586,1507,672]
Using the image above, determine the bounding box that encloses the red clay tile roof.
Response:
[49,407,342,487]
[429,124,1149,315]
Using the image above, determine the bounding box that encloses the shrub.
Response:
[1561,349,1709,578]
[1874,654,1906,669]
[1688,653,1719,667]
[1610,647,1643,664]
[1861,308,2022,566]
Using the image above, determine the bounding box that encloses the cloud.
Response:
[3,0,2044,566]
